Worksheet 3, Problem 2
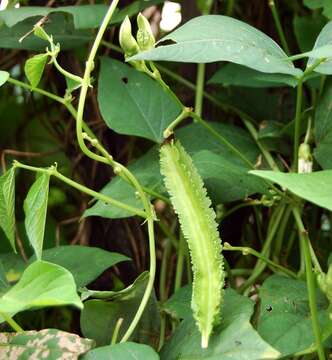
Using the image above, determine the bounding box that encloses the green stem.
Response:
[240,202,285,292]
[158,314,166,351]
[13,161,146,218]
[174,233,185,292]
[111,318,123,344]
[121,215,156,342]
[268,0,290,55]
[190,111,255,168]
[241,116,280,171]
[273,204,292,258]
[76,0,119,163]
[7,77,65,104]
[293,207,326,360]
[223,243,297,278]
[293,58,326,171]
[51,55,83,84]
[0,313,23,332]
[195,63,206,117]
[159,239,172,302]
[163,107,191,138]
[293,78,303,171]
[157,220,178,249]
[226,0,235,16]
[220,200,261,221]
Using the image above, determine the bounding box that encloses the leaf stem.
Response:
[267,0,290,55]
[223,243,297,278]
[111,318,123,344]
[0,313,23,333]
[293,58,325,171]
[240,202,285,292]
[195,64,206,117]
[293,78,303,171]
[76,0,119,163]
[190,111,255,168]
[13,161,146,218]
[163,107,191,138]
[292,207,326,360]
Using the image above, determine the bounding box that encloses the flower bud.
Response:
[119,16,139,57]
[298,143,313,174]
[136,13,155,51]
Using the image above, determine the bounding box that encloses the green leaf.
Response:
[257,275,331,356]
[24,172,50,260]
[250,170,332,211]
[208,63,298,88]
[0,260,82,318]
[81,342,159,360]
[307,20,332,74]
[0,329,94,359]
[130,15,302,77]
[293,15,326,53]
[162,284,192,320]
[29,245,130,288]
[0,168,16,252]
[24,53,48,88]
[192,150,268,202]
[0,71,9,87]
[314,79,332,169]
[160,288,280,359]
[98,58,182,142]
[80,272,160,346]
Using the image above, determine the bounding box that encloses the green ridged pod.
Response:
[160,139,224,348]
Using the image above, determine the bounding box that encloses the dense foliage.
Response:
[0,0,332,359]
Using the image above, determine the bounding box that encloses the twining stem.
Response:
[223,243,297,278]
[293,58,326,170]
[159,239,172,302]
[293,78,303,171]
[111,318,123,344]
[195,63,206,117]
[163,107,191,138]
[268,0,290,55]
[174,233,186,292]
[76,0,119,163]
[240,202,285,292]
[13,161,146,218]
[0,312,23,332]
[64,0,157,342]
[190,111,255,168]
[293,207,326,360]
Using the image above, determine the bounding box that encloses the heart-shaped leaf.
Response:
[0,260,82,318]
[98,58,182,143]
[24,53,48,88]
[24,173,50,259]
[130,15,302,77]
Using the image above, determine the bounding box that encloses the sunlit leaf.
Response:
[24,173,50,259]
